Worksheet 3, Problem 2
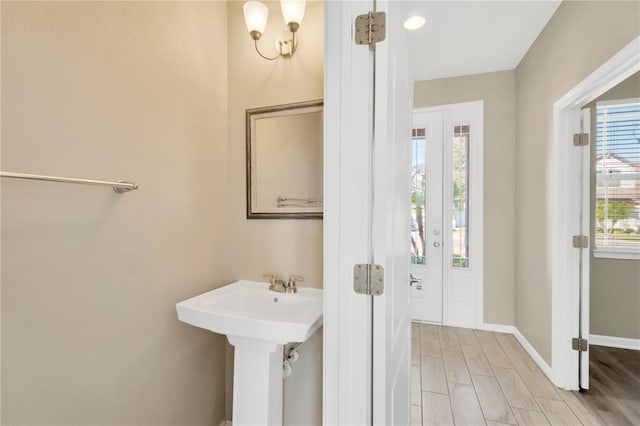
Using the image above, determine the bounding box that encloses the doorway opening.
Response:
[551,35,640,391]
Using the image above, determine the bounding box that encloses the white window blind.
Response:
[594,99,640,258]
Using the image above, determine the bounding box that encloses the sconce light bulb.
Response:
[281,0,305,28]
[243,1,269,36]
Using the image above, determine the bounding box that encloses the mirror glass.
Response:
[246,100,323,219]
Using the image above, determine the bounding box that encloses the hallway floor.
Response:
[575,344,640,425]
[410,323,602,425]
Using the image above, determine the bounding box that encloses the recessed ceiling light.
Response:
[404,16,426,30]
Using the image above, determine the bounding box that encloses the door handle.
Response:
[433,242,441,248]
[410,274,422,290]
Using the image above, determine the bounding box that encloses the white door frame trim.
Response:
[412,102,484,329]
[323,1,374,424]
[551,35,640,390]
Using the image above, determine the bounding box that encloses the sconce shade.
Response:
[243,1,269,36]
[280,0,305,27]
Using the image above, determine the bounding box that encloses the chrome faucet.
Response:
[286,275,304,293]
[264,273,287,293]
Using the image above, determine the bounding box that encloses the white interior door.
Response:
[325,1,414,424]
[410,112,444,324]
[372,1,412,425]
[323,1,375,424]
[579,107,591,389]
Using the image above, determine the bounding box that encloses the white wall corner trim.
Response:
[590,334,640,351]
[480,323,514,334]
[514,328,553,381]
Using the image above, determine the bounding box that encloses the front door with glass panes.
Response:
[411,102,483,327]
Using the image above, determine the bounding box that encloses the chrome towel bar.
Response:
[0,171,138,193]
[276,195,322,207]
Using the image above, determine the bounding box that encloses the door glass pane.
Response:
[452,125,470,268]
[411,128,426,265]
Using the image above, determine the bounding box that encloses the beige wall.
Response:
[283,328,323,425]
[588,72,640,340]
[1,2,229,424]
[227,1,323,287]
[226,1,324,422]
[590,259,640,339]
[515,1,640,364]
[414,70,516,326]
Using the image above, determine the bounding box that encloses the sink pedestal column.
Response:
[227,335,284,426]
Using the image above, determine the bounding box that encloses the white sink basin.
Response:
[177,280,323,425]
[176,280,323,344]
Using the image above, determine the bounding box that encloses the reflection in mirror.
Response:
[246,100,323,219]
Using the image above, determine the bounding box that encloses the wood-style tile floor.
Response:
[573,344,640,425]
[410,323,603,425]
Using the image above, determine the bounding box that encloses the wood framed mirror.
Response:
[246,100,323,219]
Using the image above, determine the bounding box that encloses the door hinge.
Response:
[353,264,384,296]
[573,133,589,146]
[572,235,589,248]
[355,11,386,45]
[572,337,589,352]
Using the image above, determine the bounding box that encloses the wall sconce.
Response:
[243,0,305,61]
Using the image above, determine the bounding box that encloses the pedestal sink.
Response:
[176,280,323,426]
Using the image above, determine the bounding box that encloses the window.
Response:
[452,125,470,268]
[411,128,427,265]
[594,99,640,259]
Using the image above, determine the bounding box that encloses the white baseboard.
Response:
[219,420,232,426]
[413,319,443,326]
[590,334,640,350]
[445,323,556,385]
[513,327,553,381]
[479,323,514,334]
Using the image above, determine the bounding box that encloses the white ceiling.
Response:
[399,1,562,82]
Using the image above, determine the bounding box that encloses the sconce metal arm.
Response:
[252,30,298,61]
[254,39,281,61]
[289,31,298,56]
